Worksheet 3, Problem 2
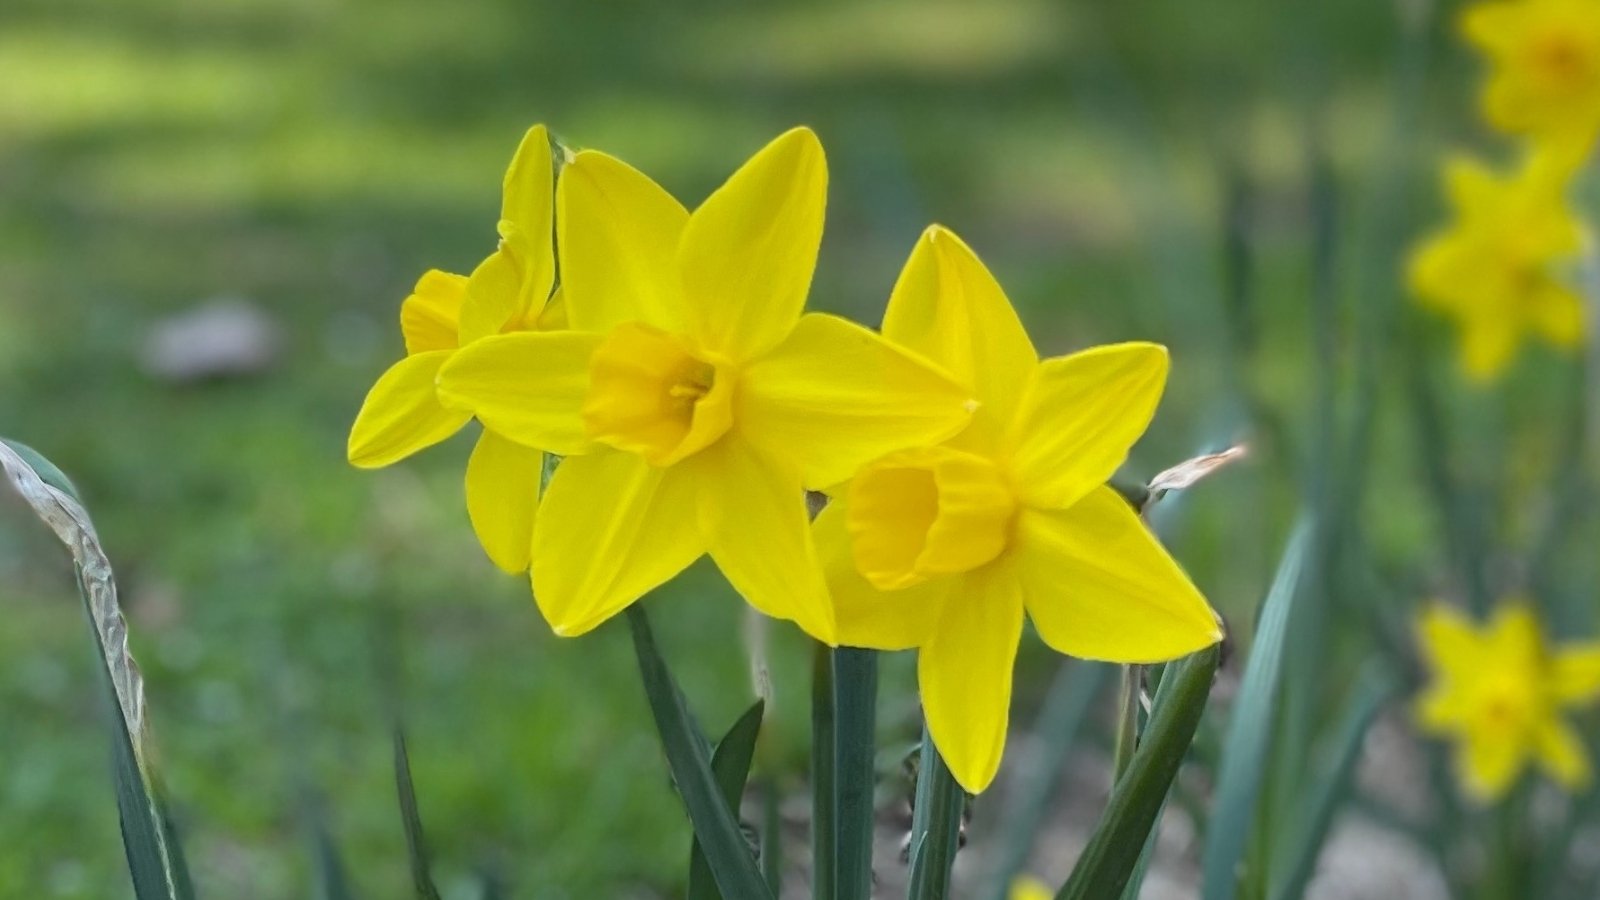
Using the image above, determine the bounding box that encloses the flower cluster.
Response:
[1408,0,1600,381]
[348,125,1222,792]
[1416,602,1600,800]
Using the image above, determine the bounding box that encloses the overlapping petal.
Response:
[919,563,1025,793]
[696,437,836,643]
[348,351,470,468]
[399,270,466,354]
[532,450,704,636]
[458,247,527,345]
[436,331,602,455]
[1012,487,1221,663]
[465,429,542,574]
[499,123,557,311]
[816,499,950,650]
[558,150,690,333]
[679,127,826,360]
[737,313,973,489]
[883,226,1037,428]
[1006,343,1169,509]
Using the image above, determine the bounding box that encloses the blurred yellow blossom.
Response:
[1407,153,1586,381]
[1009,876,1052,900]
[436,128,973,643]
[1417,602,1600,801]
[347,125,562,574]
[1463,0,1600,152]
[818,226,1221,793]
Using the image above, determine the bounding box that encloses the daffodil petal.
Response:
[883,226,1037,425]
[558,149,689,333]
[531,451,703,636]
[348,351,469,468]
[738,313,973,489]
[1553,641,1600,703]
[1007,343,1170,509]
[697,437,836,643]
[458,247,525,344]
[1536,718,1592,788]
[465,429,542,574]
[502,124,553,238]
[436,331,601,455]
[679,127,825,360]
[400,270,466,354]
[817,499,949,650]
[1013,487,1221,662]
[1417,604,1486,681]
[1461,721,1528,801]
[919,563,1024,793]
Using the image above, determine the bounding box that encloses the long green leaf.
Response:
[1200,519,1312,900]
[393,728,444,900]
[628,606,776,900]
[1055,643,1221,900]
[833,647,879,900]
[811,642,836,900]
[1268,664,1394,900]
[906,728,966,900]
[688,699,767,900]
[1,438,193,899]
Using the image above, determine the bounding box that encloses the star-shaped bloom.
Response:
[1407,153,1586,381]
[1417,602,1600,801]
[347,125,561,573]
[817,226,1222,793]
[437,128,973,643]
[1463,0,1600,150]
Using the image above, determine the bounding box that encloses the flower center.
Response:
[583,322,734,466]
[1530,31,1595,92]
[845,445,1017,591]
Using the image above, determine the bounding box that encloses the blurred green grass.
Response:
[4,0,1595,896]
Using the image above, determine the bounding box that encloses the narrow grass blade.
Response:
[1200,520,1312,900]
[393,728,444,900]
[1,439,193,899]
[688,699,767,900]
[310,810,357,900]
[1055,643,1222,900]
[628,606,775,900]
[981,662,1107,900]
[1268,664,1394,900]
[906,728,966,900]
[811,642,836,900]
[833,647,879,900]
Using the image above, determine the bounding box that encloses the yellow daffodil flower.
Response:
[817,226,1222,793]
[1009,876,1052,900]
[435,127,974,643]
[1407,153,1586,382]
[1463,0,1600,151]
[1417,602,1600,801]
[348,125,563,573]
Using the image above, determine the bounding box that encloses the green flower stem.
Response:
[832,647,879,900]
[1112,665,1142,785]
[811,643,837,900]
[1056,644,1221,900]
[906,727,965,900]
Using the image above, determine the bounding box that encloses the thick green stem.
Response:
[906,728,965,900]
[832,648,878,900]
